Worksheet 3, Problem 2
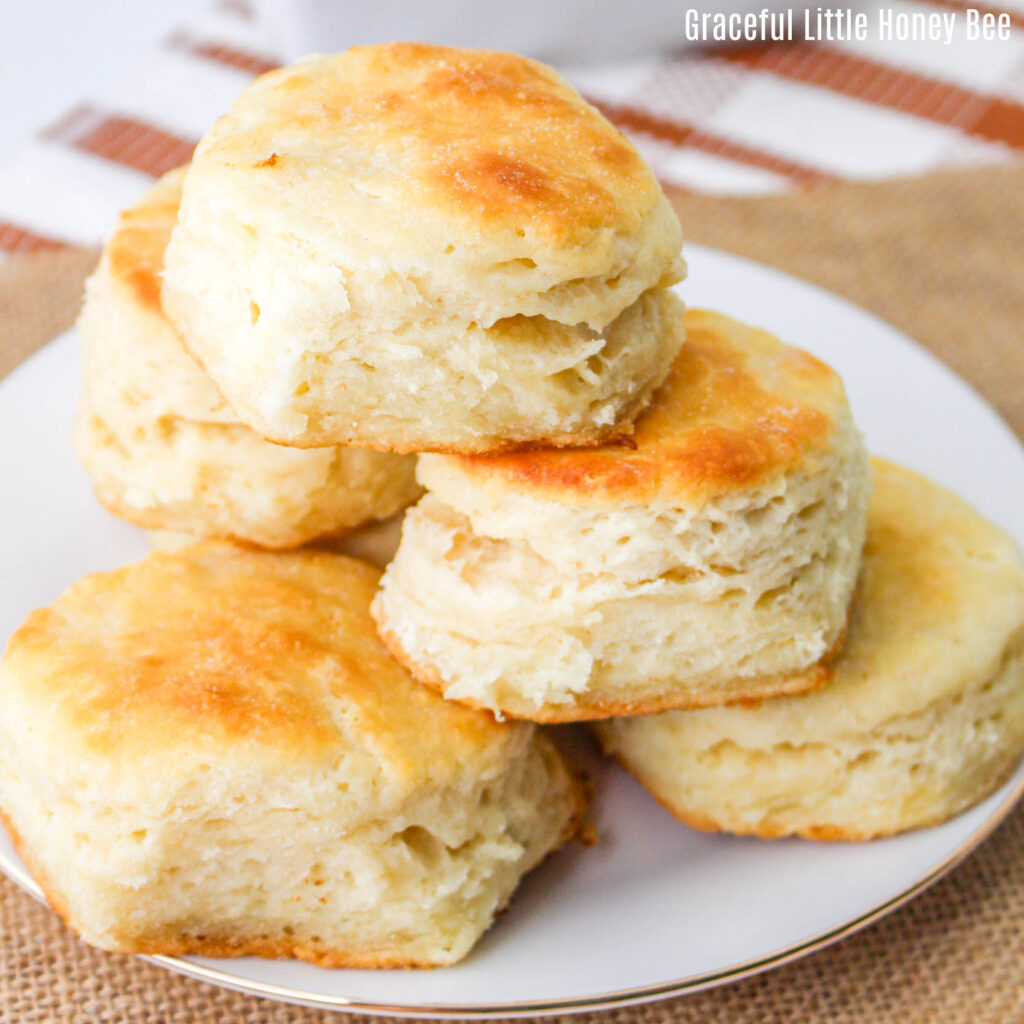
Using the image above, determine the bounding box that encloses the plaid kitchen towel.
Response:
[1,0,1023,255]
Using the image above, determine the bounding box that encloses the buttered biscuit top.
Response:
[174,43,682,326]
[162,44,686,452]
[4,545,520,781]
[0,545,583,966]
[419,309,850,507]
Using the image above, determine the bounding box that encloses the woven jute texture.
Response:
[1,164,1023,1022]
[0,248,99,381]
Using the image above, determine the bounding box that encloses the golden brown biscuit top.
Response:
[426,309,847,506]
[818,458,1024,721]
[193,44,662,247]
[106,166,186,314]
[0,544,524,787]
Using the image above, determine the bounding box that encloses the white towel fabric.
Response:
[1,0,1022,253]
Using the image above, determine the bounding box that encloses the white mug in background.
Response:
[252,1,850,63]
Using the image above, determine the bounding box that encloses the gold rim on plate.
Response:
[2,766,1023,1019]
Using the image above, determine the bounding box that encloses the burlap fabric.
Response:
[1,165,1023,1022]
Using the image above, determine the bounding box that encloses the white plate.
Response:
[2,245,1024,1017]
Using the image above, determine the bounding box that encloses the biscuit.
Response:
[162,44,686,451]
[373,309,870,721]
[74,168,421,549]
[0,544,583,966]
[595,460,1024,840]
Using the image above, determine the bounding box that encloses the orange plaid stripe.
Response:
[592,99,841,185]
[722,44,1024,150]
[189,41,277,76]
[0,222,70,254]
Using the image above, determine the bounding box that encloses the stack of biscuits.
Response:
[2,42,1023,970]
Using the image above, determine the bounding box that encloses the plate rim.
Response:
[2,242,1024,1017]
[5,769,1023,1019]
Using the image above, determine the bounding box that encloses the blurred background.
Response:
[2,0,1022,240]
[0,0,814,154]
